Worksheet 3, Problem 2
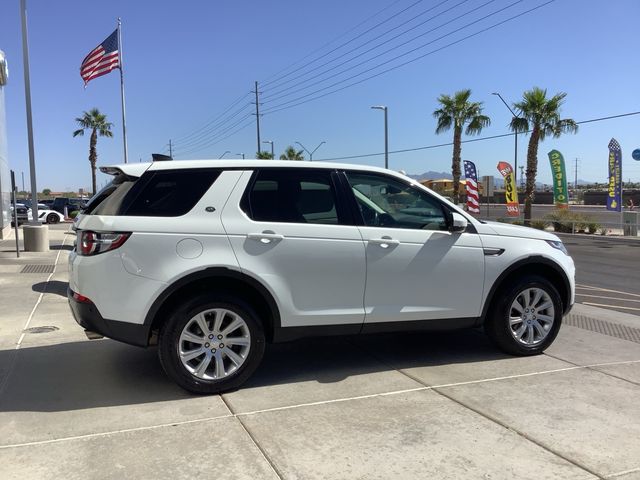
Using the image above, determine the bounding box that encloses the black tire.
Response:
[158,293,265,394]
[47,213,60,224]
[485,274,562,356]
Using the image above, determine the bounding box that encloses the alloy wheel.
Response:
[508,288,555,346]
[178,308,251,380]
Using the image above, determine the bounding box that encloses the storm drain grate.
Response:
[20,264,55,274]
[565,314,640,344]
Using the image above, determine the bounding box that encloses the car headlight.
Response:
[546,240,568,255]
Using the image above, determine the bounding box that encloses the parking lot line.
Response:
[1,358,639,451]
[605,466,640,479]
[582,302,640,312]
[576,284,640,299]
[576,294,640,303]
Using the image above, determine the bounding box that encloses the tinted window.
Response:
[122,169,220,217]
[84,174,135,215]
[244,169,341,224]
[346,172,448,230]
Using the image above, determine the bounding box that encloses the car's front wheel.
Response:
[158,293,265,394]
[47,213,60,224]
[485,275,562,356]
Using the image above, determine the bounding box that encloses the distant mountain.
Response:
[407,171,452,181]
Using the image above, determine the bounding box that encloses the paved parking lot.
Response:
[0,226,639,479]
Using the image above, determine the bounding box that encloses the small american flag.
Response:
[463,160,480,213]
[80,30,119,86]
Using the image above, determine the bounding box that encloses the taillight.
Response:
[78,231,131,256]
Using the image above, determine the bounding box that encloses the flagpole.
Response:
[117,18,129,163]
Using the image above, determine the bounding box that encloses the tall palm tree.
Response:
[510,87,578,222]
[433,89,490,201]
[73,108,113,195]
[279,146,304,161]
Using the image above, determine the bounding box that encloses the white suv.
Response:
[68,160,575,394]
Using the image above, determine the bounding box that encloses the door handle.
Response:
[247,232,284,244]
[370,237,399,249]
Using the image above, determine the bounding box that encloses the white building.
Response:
[0,50,10,239]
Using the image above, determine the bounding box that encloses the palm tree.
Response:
[510,87,578,222]
[279,146,305,161]
[256,150,274,159]
[73,108,113,195]
[433,89,490,201]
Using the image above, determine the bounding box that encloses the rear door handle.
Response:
[247,232,284,244]
[370,237,399,249]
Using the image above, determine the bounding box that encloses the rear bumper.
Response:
[68,288,150,347]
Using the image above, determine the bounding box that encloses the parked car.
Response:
[10,204,29,226]
[52,197,86,215]
[68,160,575,394]
[34,209,65,224]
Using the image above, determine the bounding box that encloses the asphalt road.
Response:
[558,233,640,316]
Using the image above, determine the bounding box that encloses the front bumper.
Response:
[68,288,150,347]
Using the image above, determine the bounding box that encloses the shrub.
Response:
[587,222,600,234]
[543,209,598,234]
[69,210,79,219]
[531,220,549,230]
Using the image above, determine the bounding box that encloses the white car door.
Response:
[343,171,485,326]
[221,168,367,328]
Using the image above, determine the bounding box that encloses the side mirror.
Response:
[450,212,468,233]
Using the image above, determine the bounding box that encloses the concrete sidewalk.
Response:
[0,226,638,479]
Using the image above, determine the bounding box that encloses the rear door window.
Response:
[242,169,345,224]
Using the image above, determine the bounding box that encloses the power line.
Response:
[175,118,256,159]
[262,0,426,88]
[173,112,253,156]
[314,110,640,162]
[260,0,406,85]
[264,0,500,104]
[262,0,461,97]
[173,1,410,148]
[261,0,547,115]
[172,93,250,143]
[172,103,253,150]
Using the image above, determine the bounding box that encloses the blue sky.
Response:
[1,0,639,192]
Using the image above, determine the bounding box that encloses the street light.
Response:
[492,92,519,187]
[295,141,325,161]
[219,150,230,159]
[236,153,245,160]
[262,140,274,159]
[371,105,388,169]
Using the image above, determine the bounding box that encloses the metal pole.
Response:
[19,0,39,223]
[21,171,25,194]
[117,18,129,163]
[296,141,325,161]
[254,81,261,154]
[384,107,389,169]
[492,93,518,186]
[271,142,274,159]
[169,139,173,158]
[11,171,19,257]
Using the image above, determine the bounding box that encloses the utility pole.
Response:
[574,157,579,191]
[168,139,173,158]
[253,81,261,154]
[21,171,25,195]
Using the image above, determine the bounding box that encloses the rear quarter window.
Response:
[121,169,221,217]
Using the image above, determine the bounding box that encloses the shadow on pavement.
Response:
[0,341,188,413]
[0,329,507,412]
[32,280,68,297]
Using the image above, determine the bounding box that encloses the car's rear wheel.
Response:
[158,293,265,394]
[485,275,562,356]
[47,213,60,224]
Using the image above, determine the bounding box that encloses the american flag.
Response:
[463,160,480,213]
[80,30,119,85]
